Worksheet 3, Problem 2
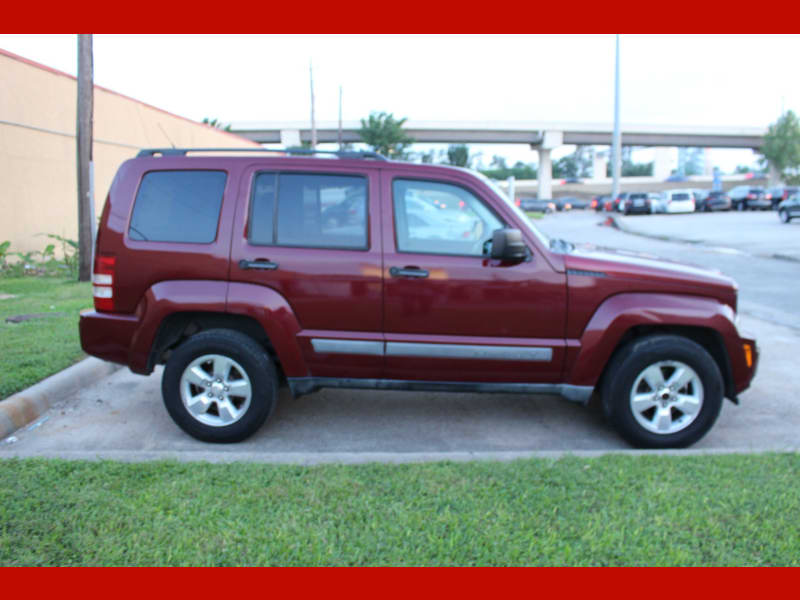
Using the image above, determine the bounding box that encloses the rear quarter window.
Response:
[129,170,227,243]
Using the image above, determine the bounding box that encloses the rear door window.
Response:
[129,170,227,243]
[249,173,368,250]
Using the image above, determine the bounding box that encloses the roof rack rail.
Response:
[136,147,388,161]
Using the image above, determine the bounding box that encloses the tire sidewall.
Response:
[162,330,277,443]
[779,209,789,223]
[602,336,724,448]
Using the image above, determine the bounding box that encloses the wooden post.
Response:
[76,34,94,282]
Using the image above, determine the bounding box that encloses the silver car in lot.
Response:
[652,189,695,214]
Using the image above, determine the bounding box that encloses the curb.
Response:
[0,358,122,440]
[2,447,798,465]
[609,215,800,263]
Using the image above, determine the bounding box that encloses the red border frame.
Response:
[4,2,800,32]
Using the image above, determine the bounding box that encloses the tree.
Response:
[479,161,537,180]
[552,155,579,178]
[606,158,653,176]
[761,110,800,184]
[445,144,471,167]
[202,117,232,132]
[358,112,414,159]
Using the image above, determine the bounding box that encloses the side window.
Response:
[392,179,504,256]
[129,170,227,243]
[249,173,368,250]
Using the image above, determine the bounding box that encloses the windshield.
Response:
[473,171,550,247]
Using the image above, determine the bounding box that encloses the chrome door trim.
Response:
[386,342,552,362]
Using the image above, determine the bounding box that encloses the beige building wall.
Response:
[0,48,260,254]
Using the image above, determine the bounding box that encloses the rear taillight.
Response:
[514,199,521,207]
[93,255,116,312]
[765,193,772,200]
[747,193,755,199]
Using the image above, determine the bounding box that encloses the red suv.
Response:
[80,148,758,448]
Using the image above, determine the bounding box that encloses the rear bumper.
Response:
[79,309,139,369]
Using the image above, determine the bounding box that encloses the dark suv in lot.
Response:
[728,186,770,211]
[80,149,758,448]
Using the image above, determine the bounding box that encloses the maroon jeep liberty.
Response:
[80,148,758,448]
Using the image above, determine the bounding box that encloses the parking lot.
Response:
[2,210,799,462]
[614,209,800,262]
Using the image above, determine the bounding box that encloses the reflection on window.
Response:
[393,179,504,256]
[129,170,227,243]
[249,173,368,249]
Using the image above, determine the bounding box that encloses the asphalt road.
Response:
[2,210,798,462]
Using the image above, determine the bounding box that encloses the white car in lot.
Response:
[653,190,695,214]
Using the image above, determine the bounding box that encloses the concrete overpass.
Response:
[229,120,767,200]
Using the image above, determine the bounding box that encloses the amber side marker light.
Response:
[743,343,753,368]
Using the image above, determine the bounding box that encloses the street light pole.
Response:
[611,34,622,201]
[309,60,317,150]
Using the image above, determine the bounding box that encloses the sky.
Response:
[3,34,798,171]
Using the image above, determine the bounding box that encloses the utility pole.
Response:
[309,61,317,149]
[338,85,343,150]
[611,34,622,200]
[77,34,94,282]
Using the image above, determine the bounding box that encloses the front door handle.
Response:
[390,266,429,278]
[239,259,279,271]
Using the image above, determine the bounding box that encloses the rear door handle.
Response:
[390,266,429,278]
[239,259,279,271]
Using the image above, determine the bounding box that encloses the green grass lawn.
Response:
[0,454,797,566]
[526,211,545,220]
[0,277,92,399]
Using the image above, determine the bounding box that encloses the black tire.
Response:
[161,329,277,443]
[779,209,791,223]
[736,201,745,211]
[600,335,724,449]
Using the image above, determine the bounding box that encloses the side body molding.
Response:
[226,282,307,377]
[566,293,739,387]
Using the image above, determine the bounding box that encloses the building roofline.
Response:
[0,46,260,148]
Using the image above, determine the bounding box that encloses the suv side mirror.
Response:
[490,228,528,261]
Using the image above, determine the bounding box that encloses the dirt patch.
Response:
[5,312,65,324]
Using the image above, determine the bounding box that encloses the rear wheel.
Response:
[737,201,745,211]
[601,335,724,448]
[162,329,277,443]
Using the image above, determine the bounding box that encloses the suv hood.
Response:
[563,243,738,307]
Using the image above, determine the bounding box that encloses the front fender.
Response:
[566,293,740,387]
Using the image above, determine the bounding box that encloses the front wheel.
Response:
[162,329,278,443]
[779,209,791,223]
[601,335,724,448]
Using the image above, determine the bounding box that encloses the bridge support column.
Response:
[592,150,608,179]
[534,130,562,201]
[538,149,552,200]
[280,129,301,147]
[653,147,672,180]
